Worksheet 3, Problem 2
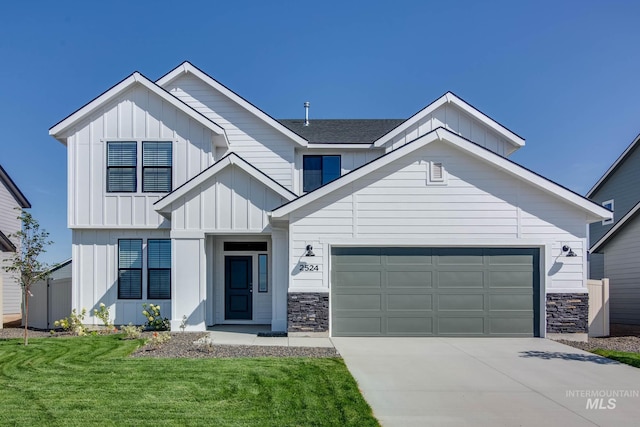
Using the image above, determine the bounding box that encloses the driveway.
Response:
[331,338,640,427]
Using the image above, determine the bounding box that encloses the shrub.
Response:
[148,331,171,347]
[120,323,144,340]
[93,302,114,332]
[54,308,88,336]
[141,303,170,331]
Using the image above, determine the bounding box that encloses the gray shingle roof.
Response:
[277,119,405,144]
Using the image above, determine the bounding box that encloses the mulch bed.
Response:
[0,327,340,359]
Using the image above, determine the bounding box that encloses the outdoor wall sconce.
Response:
[305,244,315,257]
[562,245,577,257]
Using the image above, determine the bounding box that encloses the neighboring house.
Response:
[49,62,610,338]
[588,132,640,325]
[0,165,31,323]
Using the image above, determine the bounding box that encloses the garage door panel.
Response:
[387,294,433,311]
[334,317,382,335]
[333,294,382,310]
[388,317,433,335]
[438,271,485,288]
[438,317,485,335]
[334,271,382,287]
[438,294,485,311]
[490,317,533,335]
[332,247,539,337]
[387,271,433,287]
[490,294,533,311]
[490,271,533,288]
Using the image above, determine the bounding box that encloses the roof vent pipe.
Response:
[304,101,310,126]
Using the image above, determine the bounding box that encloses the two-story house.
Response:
[1,165,31,327]
[49,62,610,338]
[588,132,640,325]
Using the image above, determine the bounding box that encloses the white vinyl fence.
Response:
[588,278,610,337]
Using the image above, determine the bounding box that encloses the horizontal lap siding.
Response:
[169,165,287,232]
[386,104,510,156]
[603,215,640,324]
[165,75,295,191]
[72,229,171,326]
[290,142,587,291]
[0,181,21,314]
[70,85,215,228]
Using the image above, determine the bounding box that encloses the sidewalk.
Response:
[204,325,334,348]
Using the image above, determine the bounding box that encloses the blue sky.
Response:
[1,1,639,265]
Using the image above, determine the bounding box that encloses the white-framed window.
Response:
[602,199,614,225]
[107,142,137,192]
[143,142,172,193]
[106,141,173,193]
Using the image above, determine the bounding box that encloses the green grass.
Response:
[0,335,378,426]
[592,348,640,368]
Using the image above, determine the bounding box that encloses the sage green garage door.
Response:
[331,247,540,337]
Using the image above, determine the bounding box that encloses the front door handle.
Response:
[249,283,253,293]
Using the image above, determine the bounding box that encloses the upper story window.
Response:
[303,155,341,192]
[143,142,172,193]
[602,199,614,225]
[107,142,137,192]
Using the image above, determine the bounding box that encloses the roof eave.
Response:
[0,165,31,208]
[590,201,640,253]
[49,72,225,141]
[156,61,309,147]
[372,92,525,150]
[587,132,640,198]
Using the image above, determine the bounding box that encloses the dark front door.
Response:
[225,256,253,320]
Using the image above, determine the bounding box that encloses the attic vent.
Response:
[430,162,444,182]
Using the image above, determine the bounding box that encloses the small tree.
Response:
[3,210,52,345]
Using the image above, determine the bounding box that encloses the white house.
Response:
[49,62,610,338]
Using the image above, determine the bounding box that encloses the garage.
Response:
[331,247,540,337]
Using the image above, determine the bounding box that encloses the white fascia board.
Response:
[590,200,640,253]
[49,72,225,143]
[435,128,611,221]
[157,62,308,147]
[154,153,296,212]
[586,132,640,198]
[272,127,610,221]
[372,92,525,149]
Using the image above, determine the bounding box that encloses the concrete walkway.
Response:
[205,325,334,347]
[332,337,640,427]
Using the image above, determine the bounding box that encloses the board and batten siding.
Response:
[288,141,587,292]
[589,143,640,245]
[0,179,22,314]
[163,74,296,191]
[383,103,512,157]
[602,214,640,325]
[72,229,171,326]
[66,84,217,229]
[165,164,289,232]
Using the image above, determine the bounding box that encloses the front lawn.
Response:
[592,349,640,368]
[0,335,378,426]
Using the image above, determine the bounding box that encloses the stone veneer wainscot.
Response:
[287,293,329,332]
[546,293,589,334]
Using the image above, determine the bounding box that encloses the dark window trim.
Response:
[302,154,341,192]
[142,141,173,193]
[147,239,171,300]
[107,141,137,193]
[118,238,142,300]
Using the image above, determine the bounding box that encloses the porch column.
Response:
[271,228,288,331]
[171,231,206,331]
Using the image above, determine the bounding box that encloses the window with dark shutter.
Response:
[143,142,172,192]
[148,239,171,299]
[118,239,142,299]
[107,142,137,192]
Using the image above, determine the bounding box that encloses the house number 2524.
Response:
[299,264,319,272]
